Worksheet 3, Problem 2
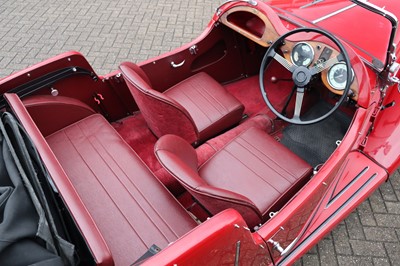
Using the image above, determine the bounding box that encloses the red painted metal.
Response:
[276,151,388,264]
[265,0,400,66]
[0,52,135,121]
[143,209,271,266]
[364,84,400,174]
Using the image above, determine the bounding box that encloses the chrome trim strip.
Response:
[278,172,378,265]
[326,166,369,208]
[312,4,357,24]
[300,0,325,9]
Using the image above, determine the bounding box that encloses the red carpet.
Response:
[113,74,295,196]
[113,113,185,195]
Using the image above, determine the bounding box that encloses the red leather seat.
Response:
[119,62,244,145]
[46,114,197,265]
[155,127,312,228]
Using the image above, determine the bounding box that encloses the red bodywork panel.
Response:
[0,51,136,122]
[143,209,270,266]
[265,0,400,67]
[364,84,400,174]
[277,151,388,264]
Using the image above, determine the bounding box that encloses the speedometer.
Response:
[327,62,354,90]
[291,42,314,67]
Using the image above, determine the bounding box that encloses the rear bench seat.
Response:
[45,114,197,265]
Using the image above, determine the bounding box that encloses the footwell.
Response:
[281,101,352,167]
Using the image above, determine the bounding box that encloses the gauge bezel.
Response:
[327,62,355,90]
[290,42,315,67]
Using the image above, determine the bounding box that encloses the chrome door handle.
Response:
[171,60,185,68]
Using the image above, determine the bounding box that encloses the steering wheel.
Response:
[259,27,352,125]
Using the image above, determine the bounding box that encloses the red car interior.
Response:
[119,61,244,145]
[155,127,312,228]
[0,1,369,263]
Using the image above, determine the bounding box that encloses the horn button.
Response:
[292,66,312,87]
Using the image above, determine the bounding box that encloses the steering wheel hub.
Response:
[292,66,311,87]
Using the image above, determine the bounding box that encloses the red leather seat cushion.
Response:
[199,127,312,218]
[46,114,197,265]
[165,72,244,141]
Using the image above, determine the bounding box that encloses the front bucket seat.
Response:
[119,62,244,145]
[155,127,312,228]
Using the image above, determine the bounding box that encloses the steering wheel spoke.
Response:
[271,50,296,73]
[293,87,305,120]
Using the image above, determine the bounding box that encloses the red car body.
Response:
[1,0,399,265]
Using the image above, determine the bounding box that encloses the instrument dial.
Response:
[291,42,314,67]
[327,62,354,90]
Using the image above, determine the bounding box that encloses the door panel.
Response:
[141,25,245,92]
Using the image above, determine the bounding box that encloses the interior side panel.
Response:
[0,53,134,121]
[141,25,246,92]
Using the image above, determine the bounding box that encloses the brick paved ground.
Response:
[0,0,399,265]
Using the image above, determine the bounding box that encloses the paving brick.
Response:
[345,212,366,240]
[300,254,321,266]
[357,200,377,227]
[337,256,373,266]
[384,242,400,264]
[385,201,400,214]
[379,180,398,202]
[331,225,352,255]
[364,227,399,242]
[372,257,391,266]
[308,244,319,254]
[349,240,386,257]
[375,213,400,228]
[369,190,388,214]
[317,238,338,265]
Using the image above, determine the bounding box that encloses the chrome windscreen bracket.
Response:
[350,0,398,81]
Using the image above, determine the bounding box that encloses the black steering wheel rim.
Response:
[259,27,352,125]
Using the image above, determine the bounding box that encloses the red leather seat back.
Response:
[23,95,96,137]
[119,62,199,143]
[119,62,244,145]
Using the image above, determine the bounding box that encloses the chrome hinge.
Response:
[268,237,300,256]
[189,45,198,55]
[267,239,284,253]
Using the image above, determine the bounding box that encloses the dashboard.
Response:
[281,40,358,99]
[219,5,359,100]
